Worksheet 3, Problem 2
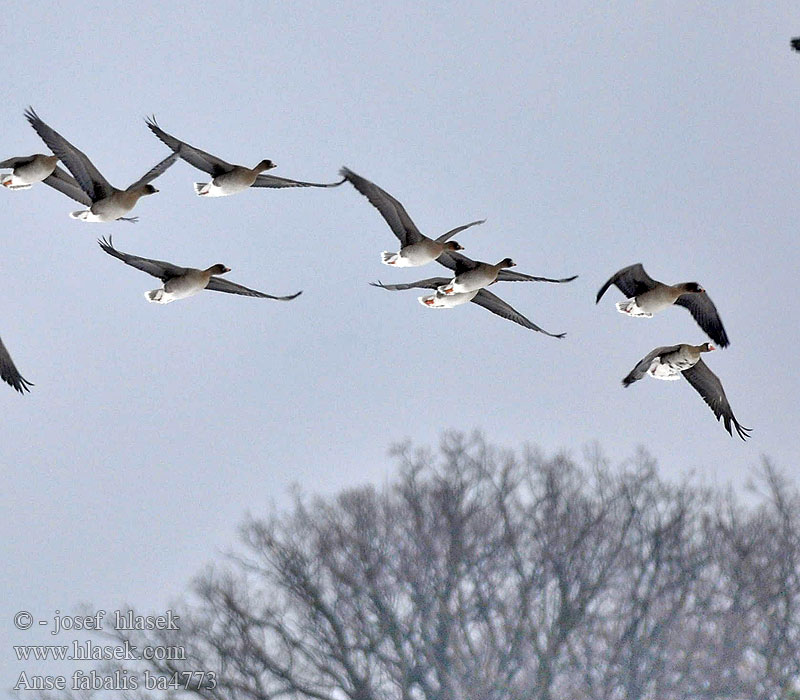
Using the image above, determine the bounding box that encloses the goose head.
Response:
[443,241,464,252]
[681,282,705,294]
[207,264,231,275]
[498,258,516,268]
[255,159,276,172]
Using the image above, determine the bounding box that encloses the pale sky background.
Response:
[3,1,799,692]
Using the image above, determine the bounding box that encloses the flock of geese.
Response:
[1,107,750,440]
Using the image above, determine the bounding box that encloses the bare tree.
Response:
[27,434,800,700]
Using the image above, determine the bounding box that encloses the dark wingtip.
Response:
[15,377,34,394]
[792,37,800,51]
[24,106,40,125]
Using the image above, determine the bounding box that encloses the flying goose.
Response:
[436,250,578,295]
[371,278,565,337]
[623,342,750,440]
[98,237,302,304]
[0,336,33,394]
[340,167,484,267]
[146,117,343,196]
[1,154,60,189]
[596,263,729,347]
[1,155,91,206]
[25,107,177,222]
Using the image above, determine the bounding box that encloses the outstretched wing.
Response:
[97,237,188,282]
[42,166,92,206]
[622,345,682,387]
[252,173,345,189]
[596,263,658,303]
[126,151,179,190]
[436,251,480,274]
[341,167,423,246]
[0,336,33,394]
[682,359,751,440]
[25,107,114,202]
[370,277,449,291]
[434,219,486,243]
[673,292,730,347]
[496,269,578,283]
[471,289,565,337]
[0,156,35,169]
[204,277,302,300]
[146,116,233,177]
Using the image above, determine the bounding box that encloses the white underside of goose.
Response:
[617,295,674,317]
[70,210,108,222]
[2,174,34,189]
[418,290,478,308]
[146,288,203,304]
[382,245,438,267]
[194,178,250,197]
[647,355,700,381]
[438,266,498,295]
[71,198,134,223]
[2,161,56,188]
[147,273,210,304]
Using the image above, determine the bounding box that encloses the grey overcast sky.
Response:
[3,0,799,690]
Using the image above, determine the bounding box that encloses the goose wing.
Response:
[126,151,179,190]
[370,277,449,291]
[25,107,114,202]
[596,263,658,303]
[145,117,233,177]
[0,337,33,394]
[436,251,480,274]
[204,277,302,300]
[434,219,486,243]
[681,359,751,440]
[341,167,423,246]
[97,237,188,282]
[471,289,565,336]
[0,156,35,168]
[674,292,730,347]
[252,173,345,189]
[496,269,578,283]
[42,166,92,206]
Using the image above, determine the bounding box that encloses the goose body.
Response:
[596,263,729,346]
[193,163,274,197]
[25,107,177,222]
[418,288,479,308]
[623,342,750,440]
[147,266,230,304]
[146,117,342,197]
[1,154,59,189]
[371,277,566,337]
[382,237,466,268]
[438,258,518,295]
[341,167,483,267]
[70,188,160,223]
[98,237,302,305]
